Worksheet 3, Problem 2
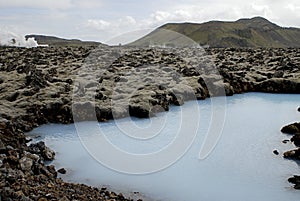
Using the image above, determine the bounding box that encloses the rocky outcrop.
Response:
[284,148,300,160]
[281,109,300,189]
[1,47,299,123]
[289,176,300,189]
[291,135,300,147]
[281,122,300,135]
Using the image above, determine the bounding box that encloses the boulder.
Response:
[170,84,195,101]
[283,148,300,160]
[288,175,300,190]
[5,92,20,102]
[282,139,290,144]
[291,135,300,147]
[273,70,284,78]
[58,168,67,174]
[25,67,49,89]
[19,156,33,172]
[44,147,55,161]
[29,141,55,161]
[169,93,184,106]
[281,122,300,135]
[129,103,151,118]
[273,150,279,155]
[0,139,5,151]
[0,118,8,130]
[72,102,96,121]
[255,79,300,93]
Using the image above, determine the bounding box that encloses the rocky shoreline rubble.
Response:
[0,46,300,199]
[281,117,300,189]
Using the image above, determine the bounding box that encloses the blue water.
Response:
[28,93,300,201]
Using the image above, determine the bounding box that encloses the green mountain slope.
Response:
[131,17,300,48]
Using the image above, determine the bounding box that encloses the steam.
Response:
[0,29,38,48]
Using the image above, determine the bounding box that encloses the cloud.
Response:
[71,0,103,9]
[251,4,273,18]
[86,16,138,32]
[146,10,197,26]
[0,0,103,10]
[0,0,73,9]
[119,16,136,26]
[87,19,111,30]
[150,11,172,22]
[285,3,300,12]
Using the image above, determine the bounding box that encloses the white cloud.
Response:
[285,3,300,12]
[0,0,73,9]
[0,0,103,10]
[119,16,137,25]
[85,16,140,43]
[150,11,172,22]
[71,0,103,9]
[174,10,193,20]
[147,10,197,26]
[87,19,111,30]
[251,4,273,18]
[86,16,138,33]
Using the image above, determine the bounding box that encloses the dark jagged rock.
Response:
[281,122,300,135]
[5,92,20,102]
[129,104,152,118]
[25,67,49,89]
[273,150,279,155]
[288,176,300,189]
[58,168,67,174]
[291,135,300,147]
[29,141,55,161]
[282,139,290,144]
[283,148,300,160]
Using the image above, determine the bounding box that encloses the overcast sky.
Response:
[1,0,300,44]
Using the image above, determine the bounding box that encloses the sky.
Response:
[1,0,300,44]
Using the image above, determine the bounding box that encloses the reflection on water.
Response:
[28,93,300,201]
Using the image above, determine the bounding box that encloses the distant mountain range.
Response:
[131,17,300,48]
[25,17,300,48]
[25,34,105,47]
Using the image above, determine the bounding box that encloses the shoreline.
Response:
[281,119,300,189]
[0,46,300,200]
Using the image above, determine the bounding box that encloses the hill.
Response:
[131,17,300,48]
[25,34,105,47]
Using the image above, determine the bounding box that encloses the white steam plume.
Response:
[0,29,38,48]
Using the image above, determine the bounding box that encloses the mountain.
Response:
[25,34,105,47]
[131,17,300,48]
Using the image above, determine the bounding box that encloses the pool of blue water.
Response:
[28,93,300,201]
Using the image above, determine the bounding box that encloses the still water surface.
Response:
[28,93,300,201]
